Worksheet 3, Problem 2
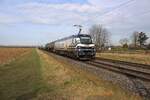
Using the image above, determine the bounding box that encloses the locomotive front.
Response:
[75,34,96,59]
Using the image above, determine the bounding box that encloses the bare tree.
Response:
[89,24,110,50]
[119,38,129,48]
[131,31,139,48]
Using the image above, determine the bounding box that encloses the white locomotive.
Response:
[45,34,96,59]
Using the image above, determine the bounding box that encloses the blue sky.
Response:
[0,0,150,46]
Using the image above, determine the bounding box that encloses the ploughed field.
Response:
[0,48,142,100]
[97,52,150,65]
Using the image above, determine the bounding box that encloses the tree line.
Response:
[119,31,149,49]
[88,24,150,50]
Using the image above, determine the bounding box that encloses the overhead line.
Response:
[138,10,150,16]
[99,0,135,17]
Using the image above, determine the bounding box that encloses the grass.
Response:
[0,48,42,100]
[35,50,142,100]
[0,48,142,100]
[97,52,150,65]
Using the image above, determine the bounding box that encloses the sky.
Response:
[0,0,150,46]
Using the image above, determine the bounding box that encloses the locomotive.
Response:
[45,34,96,59]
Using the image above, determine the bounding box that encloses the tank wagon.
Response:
[45,34,96,59]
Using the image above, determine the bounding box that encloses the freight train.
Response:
[45,34,96,60]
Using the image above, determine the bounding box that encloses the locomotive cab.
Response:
[74,34,96,59]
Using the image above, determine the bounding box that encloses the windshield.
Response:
[80,36,92,44]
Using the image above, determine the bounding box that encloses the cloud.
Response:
[1,0,150,34]
[88,0,127,8]
[0,13,21,24]
[0,3,94,25]
[16,2,102,25]
[19,2,101,13]
[89,0,150,31]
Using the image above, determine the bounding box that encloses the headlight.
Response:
[94,48,96,51]
[76,46,82,51]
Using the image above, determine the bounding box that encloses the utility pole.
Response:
[73,25,82,35]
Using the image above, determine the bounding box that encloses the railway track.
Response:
[44,50,150,81]
[85,58,150,81]
[96,57,150,70]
